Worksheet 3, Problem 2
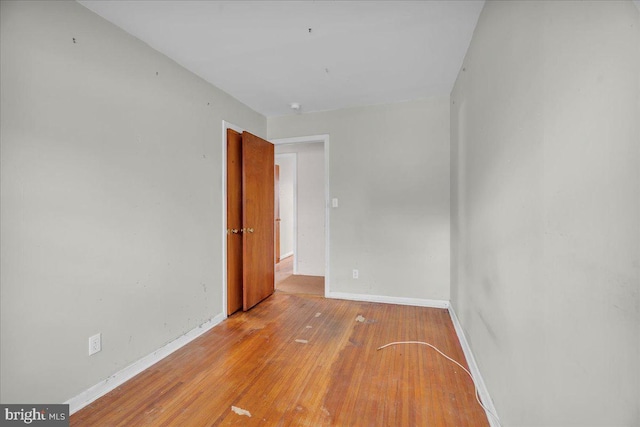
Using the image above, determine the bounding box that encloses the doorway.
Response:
[272,137,330,298]
[222,126,330,317]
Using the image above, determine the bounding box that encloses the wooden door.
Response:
[275,164,281,264]
[242,131,275,311]
[226,129,243,315]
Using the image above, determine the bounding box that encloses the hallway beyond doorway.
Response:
[276,256,324,297]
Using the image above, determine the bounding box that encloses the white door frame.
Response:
[271,135,330,297]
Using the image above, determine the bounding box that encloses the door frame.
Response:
[271,135,330,297]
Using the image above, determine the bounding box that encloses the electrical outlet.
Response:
[89,333,101,356]
[352,269,359,279]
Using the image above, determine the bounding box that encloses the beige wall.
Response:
[0,1,266,403]
[451,1,640,425]
[269,97,450,301]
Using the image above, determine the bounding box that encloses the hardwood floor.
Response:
[275,255,295,283]
[275,256,324,297]
[276,274,324,297]
[71,293,490,426]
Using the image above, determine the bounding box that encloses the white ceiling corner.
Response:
[78,0,484,117]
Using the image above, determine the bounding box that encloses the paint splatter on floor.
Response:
[231,406,251,417]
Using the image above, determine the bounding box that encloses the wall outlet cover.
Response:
[89,333,101,356]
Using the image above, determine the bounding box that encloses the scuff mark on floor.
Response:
[349,338,363,347]
[295,339,309,344]
[355,314,377,324]
[314,312,322,318]
[231,406,251,417]
[305,325,312,329]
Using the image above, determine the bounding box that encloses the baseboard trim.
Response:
[279,252,294,260]
[326,292,449,309]
[65,313,225,414]
[448,306,501,427]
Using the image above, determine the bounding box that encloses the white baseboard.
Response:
[448,306,501,427]
[326,291,449,309]
[65,313,225,414]
[279,252,294,260]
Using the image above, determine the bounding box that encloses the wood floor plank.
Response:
[275,255,325,297]
[71,293,490,426]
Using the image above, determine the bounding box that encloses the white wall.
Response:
[269,97,450,301]
[451,1,640,425]
[276,143,325,276]
[275,154,295,258]
[0,1,266,404]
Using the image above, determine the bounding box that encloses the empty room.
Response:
[1,1,638,426]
